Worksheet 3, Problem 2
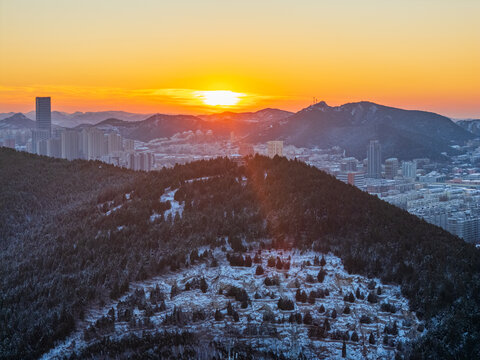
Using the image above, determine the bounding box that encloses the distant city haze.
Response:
[0,0,479,118]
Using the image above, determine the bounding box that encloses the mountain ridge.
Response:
[0,113,36,129]
[251,100,473,160]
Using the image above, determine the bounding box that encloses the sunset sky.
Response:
[0,0,479,118]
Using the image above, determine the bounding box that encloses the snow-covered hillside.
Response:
[42,244,423,359]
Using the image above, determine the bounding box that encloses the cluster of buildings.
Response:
[309,139,480,244]
[383,184,480,244]
[27,97,155,171]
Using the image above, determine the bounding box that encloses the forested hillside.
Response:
[1,149,479,359]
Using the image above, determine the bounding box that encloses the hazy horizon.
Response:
[2,99,479,121]
[1,0,479,118]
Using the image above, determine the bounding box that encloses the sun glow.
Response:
[195,90,245,107]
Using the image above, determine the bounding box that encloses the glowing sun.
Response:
[196,90,245,106]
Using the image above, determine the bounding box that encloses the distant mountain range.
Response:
[198,108,293,123]
[252,101,474,160]
[73,108,293,142]
[0,111,151,127]
[76,114,206,141]
[0,113,35,130]
[457,119,480,136]
[1,103,476,160]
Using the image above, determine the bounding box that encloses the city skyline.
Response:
[1,0,479,118]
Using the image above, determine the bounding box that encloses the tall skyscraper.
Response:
[36,97,52,135]
[32,97,52,154]
[267,140,283,158]
[367,140,382,179]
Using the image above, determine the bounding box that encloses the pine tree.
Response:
[170,283,179,299]
[233,311,239,322]
[351,331,359,342]
[320,255,326,267]
[267,256,276,267]
[342,340,347,358]
[255,265,264,275]
[303,311,313,325]
[383,334,389,346]
[214,309,223,321]
[331,309,337,319]
[355,287,363,299]
[296,288,302,302]
[317,268,327,282]
[200,277,208,293]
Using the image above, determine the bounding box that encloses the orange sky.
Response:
[0,0,479,118]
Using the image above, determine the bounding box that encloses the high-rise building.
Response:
[3,138,15,149]
[447,213,480,244]
[385,158,399,179]
[47,138,62,158]
[140,152,155,171]
[336,171,366,188]
[79,128,89,159]
[52,128,63,139]
[37,139,48,156]
[340,157,358,172]
[26,140,33,153]
[87,129,107,160]
[367,140,382,179]
[126,152,155,171]
[32,97,52,153]
[402,161,417,179]
[61,130,80,160]
[126,152,136,170]
[31,129,50,154]
[123,138,135,152]
[107,132,123,154]
[267,140,283,158]
[36,97,52,135]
